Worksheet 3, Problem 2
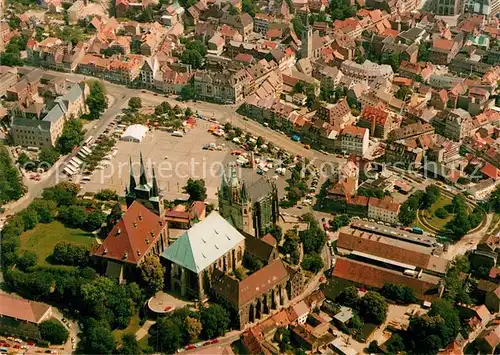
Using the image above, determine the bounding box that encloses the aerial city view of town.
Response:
[0,0,499,352]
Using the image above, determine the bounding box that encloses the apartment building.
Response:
[11,83,89,148]
[432,108,473,142]
[194,69,253,104]
[367,196,401,224]
[339,126,369,156]
[253,13,273,34]
[430,34,464,65]
[467,179,499,201]
[339,60,393,89]
[358,105,396,139]
[315,99,351,127]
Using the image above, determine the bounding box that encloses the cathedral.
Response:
[218,165,279,238]
[125,153,164,216]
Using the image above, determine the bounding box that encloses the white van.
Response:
[172,131,184,137]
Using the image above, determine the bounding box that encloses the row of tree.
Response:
[0,143,24,207]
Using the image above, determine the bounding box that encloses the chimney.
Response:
[123,252,128,259]
[139,213,143,221]
[137,250,141,256]
[117,228,121,235]
[133,222,137,227]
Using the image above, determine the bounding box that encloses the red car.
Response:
[210,339,219,344]
[186,345,196,350]
[13,344,20,349]
[164,306,172,311]
[319,276,325,282]
[359,288,367,292]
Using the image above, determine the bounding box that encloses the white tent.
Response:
[121,124,149,142]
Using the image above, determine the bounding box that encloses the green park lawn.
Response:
[19,221,94,267]
[419,196,454,231]
[112,314,141,343]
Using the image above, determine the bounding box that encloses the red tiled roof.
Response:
[337,231,432,269]
[93,201,166,264]
[481,162,500,180]
[332,257,439,300]
[361,105,389,126]
[0,294,51,324]
[341,125,367,139]
[261,233,277,247]
[433,38,453,51]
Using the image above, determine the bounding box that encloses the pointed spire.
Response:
[241,181,248,202]
[151,166,159,197]
[221,166,228,189]
[129,156,136,192]
[139,152,148,186]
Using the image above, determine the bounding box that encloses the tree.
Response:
[359,292,388,325]
[128,97,142,111]
[0,143,24,205]
[381,283,417,304]
[299,214,327,254]
[386,334,405,353]
[406,315,446,355]
[435,207,449,219]
[180,85,196,100]
[58,205,88,228]
[183,178,207,201]
[52,241,90,266]
[119,334,142,354]
[336,286,360,308]
[86,80,108,120]
[200,304,230,339]
[281,236,299,264]
[140,255,165,292]
[57,119,85,154]
[38,148,60,167]
[19,207,40,230]
[0,36,24,66]
[17,152,31,167]
[330,215,351,231]
[302,254,324,273]
[42,182,79,206]
[418,41,431,62]
[242,0,257,16]
[78,323,114,354]
[186,40,207,56]
[181,49,203,68]
[155,318,182,353]
[185,316,202,342]
[84,211,105,231]
[39,319,69,345]
[292,17,305,38]
[17,251,37,271]
[395,86,412,101]
[423,184,441,208]
[95,189,118,201]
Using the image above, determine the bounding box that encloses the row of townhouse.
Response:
[77,54,144,85]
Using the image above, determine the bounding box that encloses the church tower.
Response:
[125,154,164,216]
[218,165,254,236]
[300,9,313,60]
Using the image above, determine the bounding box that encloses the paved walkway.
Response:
[135,320,155,341]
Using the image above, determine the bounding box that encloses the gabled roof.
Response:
[213,259,289,307]
[0,293,51,324]
[161,212,245,273]
[93,201,165,264]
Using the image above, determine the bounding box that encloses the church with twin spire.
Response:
[125,153,164,217]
